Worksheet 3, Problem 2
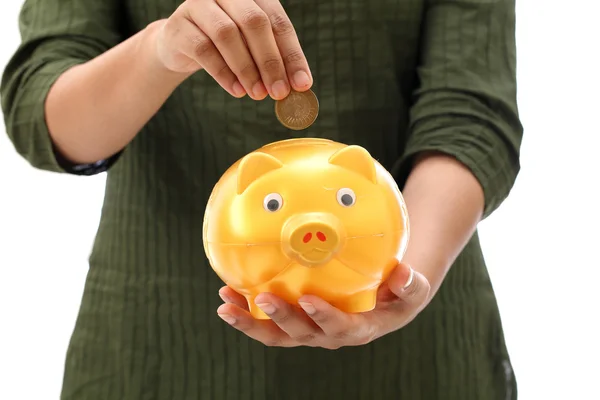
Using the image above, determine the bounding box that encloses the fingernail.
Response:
[256,302,276,315]
[219,293,233,303]
[271,80,289,99]
[403,267,415,289]
[299,301,316,315]
[232,81,246,97]
[251,81,268,99]
[292,70,311,89]
[218,313,236,325]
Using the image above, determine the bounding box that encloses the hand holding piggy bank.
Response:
[203,138,409,319]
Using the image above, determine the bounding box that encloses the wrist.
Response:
[399,153,484,301]
[136,20,194,88]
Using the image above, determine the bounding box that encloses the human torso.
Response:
[62,1,514,398]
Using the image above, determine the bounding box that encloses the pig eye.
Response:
[263,193,283,212]
[336,188,356,207]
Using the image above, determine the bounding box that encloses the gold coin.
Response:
[274,89,319,130]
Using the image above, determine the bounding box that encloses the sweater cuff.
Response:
[3,59,119,175]
[393,116,521,220]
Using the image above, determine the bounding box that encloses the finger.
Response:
[254,293,322,345]
[218,286,249,311]
[387,263,431,311]
[254,0,313,91]
[217,0,290,99]
[167,14,246,98]
[217,302,294,347]
[297,295,378,346]
[187,3,268,100]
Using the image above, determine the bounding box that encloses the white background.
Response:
[0,1,599,399]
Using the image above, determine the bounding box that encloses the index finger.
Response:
[217,302,295,347]
[297,295,378,345]
[255,0,313,91]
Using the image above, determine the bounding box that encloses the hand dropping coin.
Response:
[275,89,319,130]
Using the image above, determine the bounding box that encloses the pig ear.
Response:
[237,152,284,194]
[328,145,377,183]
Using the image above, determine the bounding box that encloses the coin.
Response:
[275,89,319,130]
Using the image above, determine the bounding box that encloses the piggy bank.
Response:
[202,138,409,319]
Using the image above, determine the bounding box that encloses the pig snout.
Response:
[281,213,344,267]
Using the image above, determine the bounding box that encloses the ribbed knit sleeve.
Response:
[394,0,523,219]
[0,0,124,174]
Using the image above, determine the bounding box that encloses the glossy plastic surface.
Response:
[203,138,409,319]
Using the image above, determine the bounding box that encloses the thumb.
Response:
[388,263,431,309]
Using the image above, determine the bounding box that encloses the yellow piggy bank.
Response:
[203,138,409,319]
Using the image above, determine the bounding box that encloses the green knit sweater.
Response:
[1,0,523,399]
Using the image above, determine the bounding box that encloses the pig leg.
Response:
[247,295,271,320]
[338,287,379,314]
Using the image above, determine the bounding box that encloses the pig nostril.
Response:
[316,232,326,242]
[302,232,312,243]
